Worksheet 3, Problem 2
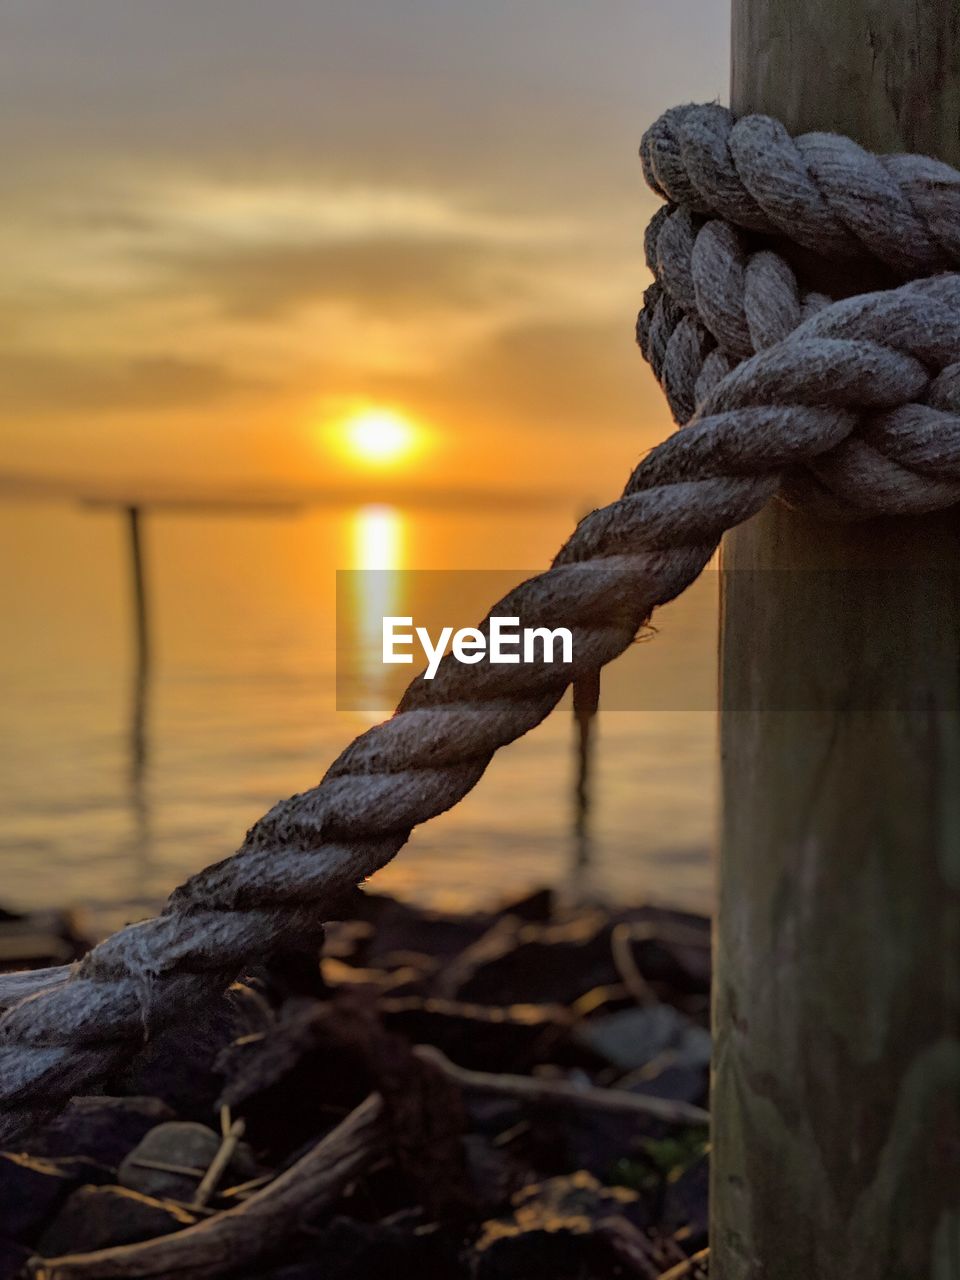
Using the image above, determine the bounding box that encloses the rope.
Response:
[636,104,960,516]
[2,102,958,1141]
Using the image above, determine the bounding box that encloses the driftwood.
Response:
[29,1094,385,1280]
[658,1248,709,1280]
[596,1215,695,1279]
[13,893,712,1277]
[413,1043,710,1126]
[191,1114,246,1210]
[610,923,660,1007]
[25,1049,705,1280]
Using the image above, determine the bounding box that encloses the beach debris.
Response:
[118,1001,244,1119]
[618,1052,708,1109]
[437,913,621,1006]
[0,907,90,973]
[474,1171,664,1279]
[36,1187,198,1258]
[615,922,711,998]
[658,1247,710,1279]
[118,1121,256,1205]
[241,1215,459,1280]
[576,1005,711,1073]
[381,995,577,1073]
[0,888,712,1278]
[662,1150,710,1245]
[0,1239,30,1280]
[23,1099,175,1170]
[0,1155,104,1241]
[413,1044,709,1128]
[28,1095,385,1280]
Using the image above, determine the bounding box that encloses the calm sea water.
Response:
[0,501,718,936]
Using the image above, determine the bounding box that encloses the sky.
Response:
[0,1,729,503]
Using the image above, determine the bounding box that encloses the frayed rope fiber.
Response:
[2,102,960,1140]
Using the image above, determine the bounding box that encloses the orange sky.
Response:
[1,1,729,505]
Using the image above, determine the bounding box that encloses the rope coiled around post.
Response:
[2,102,959,1141]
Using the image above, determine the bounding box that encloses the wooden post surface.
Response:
[715,3,960,1278]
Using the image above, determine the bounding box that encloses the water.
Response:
[0,500,718,936]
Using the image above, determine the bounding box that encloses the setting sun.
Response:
[339,408,420,467]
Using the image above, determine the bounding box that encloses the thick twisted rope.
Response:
[2,103,959,1141]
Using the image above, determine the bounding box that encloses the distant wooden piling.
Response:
[125,504,150,776]
[714,2,960,1276]
[571,670,601,889]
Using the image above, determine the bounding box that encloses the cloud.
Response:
[0,352,264,413]
[361,313,664,441]
[147,232,568,319]
[460,319,645,423]
[0,1,728,213]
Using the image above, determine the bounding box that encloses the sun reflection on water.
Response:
[350,505,406,708]
[354,504,404,572]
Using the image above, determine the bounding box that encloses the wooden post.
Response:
[715,4,960,1277]
[571,671,601,890]
[125,504,151,777]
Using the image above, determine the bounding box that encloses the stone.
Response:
[473,1223,595,1280]
[437,914,621,1007]
[0,1238,30,1280]
[0,908,90,968]
[493,887,554,923]
[663,1152,709,1244]
[119,1003,238,1119]
[610,907,712,992]
[118,1121,256,1202]
[576,1005,711,1072]
[629,934,711,995]
[359,896,492,967]
[462,1134,530,1213]
[0,1153,103,1240]
[25,1095,175,1169]
[235,1216,460,1280]
[322,919,374,965]
[545,1105,658,1184]
[620,1051,709,1107]
[473,1172,643,1280]
[379,996,574,1073]
[36,1185,197,1257]
[217,999,374,1155]
[117,1121,217,1200]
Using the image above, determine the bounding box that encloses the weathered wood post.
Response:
[714,3,960,1277]
[125,503,151,777]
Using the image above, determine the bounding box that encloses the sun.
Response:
[338,407,420,467]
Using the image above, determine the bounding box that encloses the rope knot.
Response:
[637,104,960,521]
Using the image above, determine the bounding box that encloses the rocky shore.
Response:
[0,888,712,1279]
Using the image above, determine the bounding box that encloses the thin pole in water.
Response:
[571,670,601,893]
[125,504,150,777]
